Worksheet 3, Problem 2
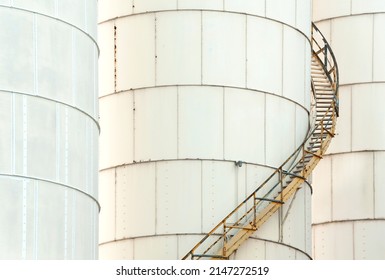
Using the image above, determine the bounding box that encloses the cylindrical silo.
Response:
[0,1,99,259]
[98,0,312,259]
[312,0,385,259]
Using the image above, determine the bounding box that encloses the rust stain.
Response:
[114,24,117,93]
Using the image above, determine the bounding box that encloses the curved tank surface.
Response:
[312,0,385,260]
[0,0,99,259]
[98,0,313,259]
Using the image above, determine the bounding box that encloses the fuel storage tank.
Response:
[0,1,99,259]
[98,0,312,259]
[312,0,385,259]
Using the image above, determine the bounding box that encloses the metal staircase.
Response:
[182,23,339,260]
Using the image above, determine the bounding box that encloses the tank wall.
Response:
[99,0,312,259]
[312,0,385,259]
[0,2,99,259]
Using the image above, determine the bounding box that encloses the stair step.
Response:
[316,97,334,100]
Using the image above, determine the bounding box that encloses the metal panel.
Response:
[304,42,311,111]
[354,220,385,259]
[0,92,12,173]
[177,235,206,259]
[178,86,223,159]
[313,222,354,259]
[37,182,65,259]
[178,0,223,9]
[373,14,385,82]
[37,16,72,105]
[374,152,385,218]
[312,0,351,22]
[98,22,115,97]
[202,12,246,88]
[98,0,133,23]
[85,119,99,197]
[304,183,312,254]
[295,106,309,148]
[115,163,156,239]
[99,240,134,260]
[74,30,97,117]
[13,0,55,16]
[265,95,296,167]
[327,86,352,154]
[202,161,236,231]
[67,108,87,191]
[266,0,296,28]
[352,0,385,14]
[134,87,178,162]
[332,153,374,221]
[58,0,84,32]
[245,165,276,198]
[282,187,306,252]
[295,251,310,260]
[283,26,305,107]
[27,97,56,181]
[224,88,265,164]
[224,0,265,17]
[312,156,332,224]
[253,210,280,242]
[73,192,98,259]
[0,177,23,259]
[236,163,247,205]
[99,93,133,170]
[0,8,34,94]
[116,14,156,91]
[265,242,295,260]
[296,0,311,39]
[156,161,201,234]
[134,236,178,260]
[85,0,98,39]
[116,15,155,91]
[133,0,177,14]
[13,94,24,176]
[352,84,385,151]
[99,169,116,244]
[331,15,373,85]
[156,12,201,86]
[247,17,282,95]
[233,238,266,260]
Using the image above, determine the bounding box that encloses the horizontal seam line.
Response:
[98,9,311,43]
[0,173,100,211]
[0,89,100,131]
[0,4,100,56]
[99,84,311,115]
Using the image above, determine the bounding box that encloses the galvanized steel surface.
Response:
[0,1,99,259]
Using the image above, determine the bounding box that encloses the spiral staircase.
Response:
[182,23,339,260]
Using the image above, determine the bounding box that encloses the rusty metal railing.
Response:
[182,23,339,260]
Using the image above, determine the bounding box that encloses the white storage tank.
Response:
[312,0,385,259]
[98,0,312,259]
[0,1,99,259]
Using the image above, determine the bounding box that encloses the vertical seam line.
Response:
[372,15,375,82]
[245,15,248,88]
[154,13,157,86]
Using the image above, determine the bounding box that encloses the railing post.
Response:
[323,40,328,69]
[253,193,256,227]
[223,223,227,257]
[279,168,283,202]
